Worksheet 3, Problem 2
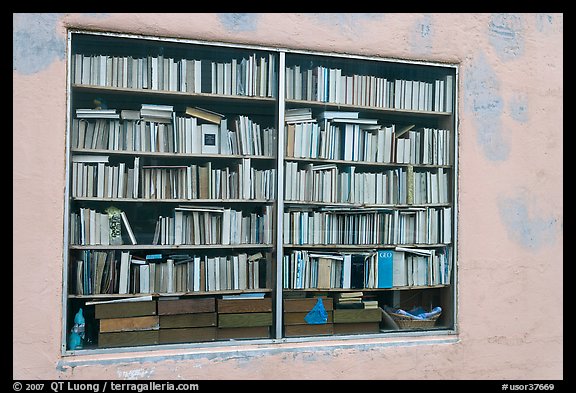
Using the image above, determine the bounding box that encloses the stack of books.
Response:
[216,293,272,340]
[157,297,217,344]
[93,297,159,348]
[334,291,364,309]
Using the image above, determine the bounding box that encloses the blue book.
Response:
[377,250,394,289]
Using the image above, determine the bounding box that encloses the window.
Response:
[63,30,458,353]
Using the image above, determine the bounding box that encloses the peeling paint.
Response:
[411,14,433,55]
[535,13,562,34]
[13,13,65,74]
[218,13,258,32]
[117,367,155,380]
[489,13,524,61]
[508,92,529,123]
[464,52,509,161]
[498,195,558,249]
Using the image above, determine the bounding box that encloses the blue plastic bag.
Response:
[304,297,328,324]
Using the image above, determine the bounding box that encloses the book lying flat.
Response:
[95,300,157,319]
[217,326,270,340]
[159,312,217,328]
[158,327,217,344]
[157,297,216,315]
[217,298,272,314]
[98,330,159,348]
[185,106,225,124]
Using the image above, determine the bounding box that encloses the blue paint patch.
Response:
[464,52,509,161]
[218,13,258,32]
[410,14,433,55]
[536,13,554,33]
[498,195,558,249]
[13,13,65,75]
[509,93,529,123]
[489,13,524,61]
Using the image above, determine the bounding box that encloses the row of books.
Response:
[285,112,451,165]
[70,207,137,246]
[152,205,274,246]
[73,107,276,157]
[71,156,276,201]
[72,250,267,295]
[128,253,266,294]
[139,159,276,201]
[284,163,450,205]
[282,207,452,246]
[71,157,138,199]
[282,247,452,290]
[72,53,277,98]
[284,64,454,112]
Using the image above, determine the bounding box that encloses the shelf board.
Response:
[284,156,452,169]
[70,148,276,161]
[282,244,450,249]
[71,197,274,204]
[70,244,275,250]
[283,201,452,209]
[69,288,273,299]
[285,98,453,118]
[283,285,448,292]
[72,84,277,104]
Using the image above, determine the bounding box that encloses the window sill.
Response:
[58,330,459,370]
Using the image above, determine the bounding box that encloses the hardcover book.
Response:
[157,298,216,315]
[158,327,217,344]
[159,312,217,329]
[95,300,157,319]
[98,330,159,348]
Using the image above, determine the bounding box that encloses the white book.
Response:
[343,123,355,161]
[120,211,137,245]
[118,251,131,294]
[194,59,202,93]
[166,258,175,293]
[193,256,201,291]
[139,264,150,294]
[222,208,231,245]
[200,124,219,154]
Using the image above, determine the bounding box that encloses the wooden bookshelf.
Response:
[63,30,458,352]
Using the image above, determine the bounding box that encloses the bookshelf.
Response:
[63,31,458,353]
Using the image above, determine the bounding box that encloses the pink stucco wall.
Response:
[13,13,563,380]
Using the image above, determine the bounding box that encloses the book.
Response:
[350,254,366,289]
[217,326,270,340]
[218,312,273,328]
[94,300,157,319]
[377,250,393,289]
[333,308,382,323]
[98,330,159,348]
[200,124,219,154]
[120,109,141,120]
[99,315,159,333]
[159,312,217,328]
[71,155,109,163]
[185,106,225,124]
[120,211,137,245]
[217,298,272,313]
[76,108,120,119]
[317,110,359,120]
[157,297,216,315]
[158,327,217,344]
